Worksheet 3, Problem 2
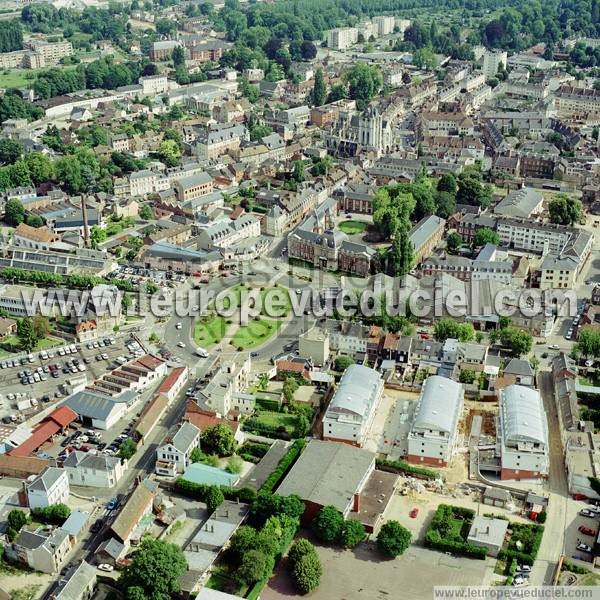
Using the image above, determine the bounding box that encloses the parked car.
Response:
[90,520,103,534]
[579,526,597,536]
[106,497,119,510]
[577,542,592,553]
[517,565,531,573]
[98,564,114,572]
[409,508,419,518]
[579,508,596,517]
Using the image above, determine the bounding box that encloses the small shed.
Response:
[467,516,509,557]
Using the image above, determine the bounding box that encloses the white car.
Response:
[586,359,595,367]
[176,322,182,330]
[177,341,185,348]
[549,344,559,350]
[97,564,114,572]
[577,542,592,553]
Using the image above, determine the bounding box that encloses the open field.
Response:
[338,220,368,234]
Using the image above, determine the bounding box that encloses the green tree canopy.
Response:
[312,505,344,543]
[201,423,237,456]
[377,520,411,557]
[548,194,582,226]
[5,198,25,226]
[120,538,187,600]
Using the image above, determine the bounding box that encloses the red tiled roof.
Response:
[185,400,239,434]
[135,355,165,371]
[276,360,306,373]
[47,406,77,428]
[158,367,187,395]
[9,406,76,457]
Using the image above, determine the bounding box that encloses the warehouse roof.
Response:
[276,440,375,514]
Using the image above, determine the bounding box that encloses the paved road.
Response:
[531,371,569,586]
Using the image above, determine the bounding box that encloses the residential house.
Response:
[155,421,202,477]
[26,467,70,509]
[63,451,126,488]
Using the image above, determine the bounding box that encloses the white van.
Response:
[195,347,209,358]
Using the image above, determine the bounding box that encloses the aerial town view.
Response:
[2,0,600,599]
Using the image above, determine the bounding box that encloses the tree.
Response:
[435,191,456,219]
[413,47,437,70]
[456,171,491,208]
[327,84,346,103]
[575,328,600,358]
[201,423,237,456]
[157,139,181,167]
[459,369,476,384]
[119,438,137,459]
[119,538,187,600]
[0,139,22,165]
[292,551,322,593]
[434,318,474,343]
[377,520,411,557]
[24,153,53,185]
[334,356,355,371]
[235,549,272,585]
[473,227,500,247]
[31,503,71,524]
[312,505,344,543]
[292,160,305,183]
[226,455,243,474]
[205,486,225,514]
[340,519,366,547]
[437,173,457,195]
[17,317,37,352]
[312,68,326,106]
[282,376,299,403]
[5,198,25,226]
[26,214,44,228]
[7,509,28,532]
[300,41,317,60]
[172,45,185,68]
[499,326,532,357]
[250,492,305,525]
[90,225,107,246]
[343,62,382,111]
[446,232,462,253]
[190,447,204,463]
[139,204,153,220]
[548,194,582,226]
[32,314,50,339]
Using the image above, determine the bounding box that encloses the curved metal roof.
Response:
[412,375,463,433]
[328,364,381,418]
[500,384,548,445]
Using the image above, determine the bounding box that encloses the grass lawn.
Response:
[194,314,229,347]
[205,568,246,595]
[338,220,368,235]
[579,376,598,387]
[0,335,63,357]
[0,65,78,90]
[231,318,280,350]
[577,573,600,586]
[248,410,301,433]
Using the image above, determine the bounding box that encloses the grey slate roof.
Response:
[28,467,65,493]
[53,561,96,600]
[171,421,200,454]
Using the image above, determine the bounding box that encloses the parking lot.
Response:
[263,534,496,600]
[0,335,146,423]
[567,500,600,564]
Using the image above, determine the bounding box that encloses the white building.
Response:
[26,467,70,509]
[323,364,383,447]
[63,451,126,488]
[156,421,202,476]
[372,16,395,36]
[327,27,358,50]
[498,385,549,480]
[139,74,169,96]
[482,49,507,79]
[407,376,464,467]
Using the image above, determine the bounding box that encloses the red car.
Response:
[579,526,597,536]
[80,445,90,452]
[410,508,419,518]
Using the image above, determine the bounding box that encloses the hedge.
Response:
[255,398,281,412]
[174,478,257,504]
[240,442,271,459]
[243,419,293,440]
[424,504,487,560]
[425,529,488,559]
[376,458,441,481]
[497,549,534,566]
[259,439,305,494]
